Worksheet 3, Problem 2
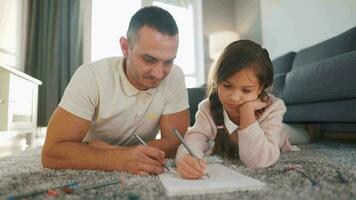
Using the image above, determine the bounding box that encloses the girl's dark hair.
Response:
[207,40,273,159]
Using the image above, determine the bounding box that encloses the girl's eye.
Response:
[243,89,252,93]
[222,84,231,88]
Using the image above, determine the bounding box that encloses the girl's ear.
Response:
[258,86,268,101]
[119,37,129,58]
[258,86,264,98]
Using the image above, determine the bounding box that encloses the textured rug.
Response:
[0,141,355,200]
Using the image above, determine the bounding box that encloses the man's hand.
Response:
[118,145,166,175]
[42,107,165,174]
[176,154,207,179]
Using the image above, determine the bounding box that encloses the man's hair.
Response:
[126,6,178,45]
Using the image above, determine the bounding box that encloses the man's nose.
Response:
[151,64,165,80]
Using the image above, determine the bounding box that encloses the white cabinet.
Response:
[0,63,42,147]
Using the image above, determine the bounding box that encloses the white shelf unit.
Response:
[0,63,42,148]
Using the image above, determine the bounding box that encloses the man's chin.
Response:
[143,81,160,89]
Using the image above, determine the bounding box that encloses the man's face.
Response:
[120,25,179,90]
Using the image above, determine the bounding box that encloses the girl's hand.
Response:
[176,154,207,179]
[240,99,268,113]
[239,99,268,129]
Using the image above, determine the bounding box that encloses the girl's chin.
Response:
[224,105,241,111]
[225,110,240,123]
[224,107,240,117]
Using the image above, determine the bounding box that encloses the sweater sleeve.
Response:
[237,98,287,168]
[175,99,216,163]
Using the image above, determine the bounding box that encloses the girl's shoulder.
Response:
[268,94,286,107]
[197,98,211,110]
[262,94,287,117]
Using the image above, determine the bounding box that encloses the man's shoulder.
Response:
[81,57,122,71]
[159,64,185,89]
[168,64,184,78]
[75,57,122,80]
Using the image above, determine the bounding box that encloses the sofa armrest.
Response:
[187,87,206,126]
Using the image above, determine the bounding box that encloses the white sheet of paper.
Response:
[159,163,265,196]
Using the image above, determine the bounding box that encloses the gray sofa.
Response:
[187,87,206,126]
[188,26,356,135]
[271,26,356,134]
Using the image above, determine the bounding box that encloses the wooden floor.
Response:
[0,127,46,158]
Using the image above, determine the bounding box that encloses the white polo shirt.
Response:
[59,57,189,146]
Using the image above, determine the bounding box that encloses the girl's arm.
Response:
[238,98,286,168]
[175,99,216,163]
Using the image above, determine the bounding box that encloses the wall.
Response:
[234,0,262,44]
[202,0,236,78]
[0,0,27,71]
[261,0,356,59]
[202,0,262,80]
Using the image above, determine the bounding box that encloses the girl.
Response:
[175,40,293,179]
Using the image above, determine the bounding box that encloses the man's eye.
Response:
[165,60,174,65]
[143,57,155,63]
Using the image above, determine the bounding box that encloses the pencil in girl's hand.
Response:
[172,128,210,178]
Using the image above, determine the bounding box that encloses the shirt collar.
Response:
[119,58,157,96]
[223,109,239,134]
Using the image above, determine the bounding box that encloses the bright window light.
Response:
[91,0,204,88]
[153,1,197,87]
[91,0,141,61]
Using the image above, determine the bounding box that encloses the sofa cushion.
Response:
[283,50,356,104]
[283,99,356,123]
[272,52,296,74]
[292,27,356,69]
[271,73,287,98]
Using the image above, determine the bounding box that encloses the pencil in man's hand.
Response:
[132,133,170,172]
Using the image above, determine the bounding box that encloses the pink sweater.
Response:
[176,95,292,168]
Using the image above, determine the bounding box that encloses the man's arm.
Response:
[42,107,165,174]
[147,109,190,157]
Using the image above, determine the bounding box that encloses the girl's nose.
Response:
[230,91,241,104]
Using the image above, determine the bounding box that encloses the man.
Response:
[42,6,189,175]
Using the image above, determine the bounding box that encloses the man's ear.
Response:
[119,37,129,58]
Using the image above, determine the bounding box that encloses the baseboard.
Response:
[321,132,356,143]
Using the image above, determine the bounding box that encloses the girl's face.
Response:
[217,67,262,115]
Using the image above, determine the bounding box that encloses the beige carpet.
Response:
[0,141,355,200]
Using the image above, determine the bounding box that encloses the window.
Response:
[91,0,141,61]
[90,0,204,87]
[151,0,204,87]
